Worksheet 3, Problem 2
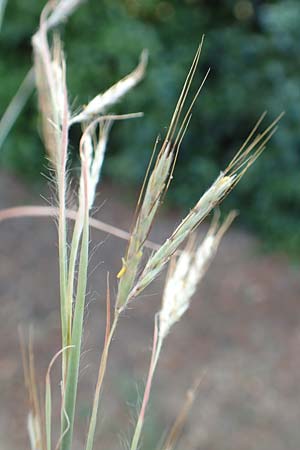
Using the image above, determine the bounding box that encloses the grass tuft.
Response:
[1,2,282,449]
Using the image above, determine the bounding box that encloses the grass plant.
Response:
[0,1,282,449]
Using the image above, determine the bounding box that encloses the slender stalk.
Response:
[58,72,69,382]
[161,378,202,450]
[85,311,119,450]
[60,209,89,450]
[60,134,90,450]
[0,68,35,150]
[0,205,160,251]
[130,318,162,450]
[45,346,73,450]
[65,205,84,346]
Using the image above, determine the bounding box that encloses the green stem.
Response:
[66,205,84,345]
[130,324,163,450]
[58,198,68,377]
[60,207,89,450]
[85,311,119,450]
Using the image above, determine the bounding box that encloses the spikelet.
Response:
[128,213,234,450]
[46,0,84,30]
[77,113,141,215]
[115,40,208,312]
[89,121,112,204]
[115,141,174,309]
[129,112,282,302]
[32,15,69,168]
[77,119,112,213]
[69,51,148,125]
[158,211,236,340]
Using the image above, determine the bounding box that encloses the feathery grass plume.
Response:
[69,50,148,125]
[0,0,83,151]
[115,140,174,310]
[32,3,70,379]
[32,20,69,167]
[130,212,234,450]
[116,39,209,312]
[159,211,237,340]
[129,112,283,302]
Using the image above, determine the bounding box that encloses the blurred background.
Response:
[1,1,300,450]
[1,0,300,253]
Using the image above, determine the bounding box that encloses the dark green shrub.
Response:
[1,0,300,253]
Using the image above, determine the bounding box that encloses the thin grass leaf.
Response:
[0,0,7,30]
[55,402,71,450]
[130,316,159,450]
[60,209,89,450]
[45,381,51,450]
[66,113,142,344]
[85,274,112,450]
[65,118,109,345]
[45,346,74,450]
[60,132,90,450]
[0,68,35,150]
[0,205,160,251]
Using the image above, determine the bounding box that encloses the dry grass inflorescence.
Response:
[0,1,283,449]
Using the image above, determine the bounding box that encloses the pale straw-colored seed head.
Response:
[77,119,112,211]
[89,120,112,206]
[158,211,236,340]
[115,141,174,310]
[51,44,66,127]
[46,0,84,30]
[32,22,69,168]
[128,173,236,300]
[128,112,282,302]
[115,40,209,312]
[69,50,148,125]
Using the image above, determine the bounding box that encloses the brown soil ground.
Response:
[1,170,300,450]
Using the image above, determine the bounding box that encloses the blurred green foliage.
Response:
[1,0,300,253]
